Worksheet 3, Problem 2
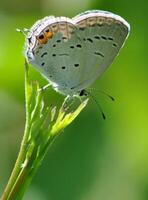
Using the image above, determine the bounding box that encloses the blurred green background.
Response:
[0,0,148,199]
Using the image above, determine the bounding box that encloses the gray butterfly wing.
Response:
[32,26,86,95]
[71,10,130,91]
[28,11,130,95]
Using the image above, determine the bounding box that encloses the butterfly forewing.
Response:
[25,10,130,95]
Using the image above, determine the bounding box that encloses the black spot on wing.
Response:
[97,24,103,27]
[101,35,107,40]
[94,36,100,40]
[76,44,82,48]
[74,64,79,67]
[39,34,44,39]
[41,52,47,58]
[108,37,114,41]
[87,38,93,43]
[94,52,104,57]
[113,43,118,47]
[62,36,67,40]
[59,53,69,56]
[79,27,85,31]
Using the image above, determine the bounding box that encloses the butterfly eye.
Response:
[37,34,48,44]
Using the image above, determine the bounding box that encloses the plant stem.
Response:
[1,60,88,200]
[1,61,31,200]
[1,61,59,200]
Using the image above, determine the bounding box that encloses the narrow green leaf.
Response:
[50,99,88,135]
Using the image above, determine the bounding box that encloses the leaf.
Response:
[50,99,89,135]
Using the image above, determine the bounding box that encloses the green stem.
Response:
[0,60,88,200]
[1,61,31,200]
[7,146,37,200]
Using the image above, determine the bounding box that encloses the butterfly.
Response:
[25,10,130,97]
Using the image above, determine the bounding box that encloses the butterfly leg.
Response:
[75,89,88,103]
[75,95,83,103]
[39,83,51,92]
[61,95,77,110]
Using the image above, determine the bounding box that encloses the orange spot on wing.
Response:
[45,31,53,39]
[37,31,53,44]
[39,38,47,44]
[37,34,47,44]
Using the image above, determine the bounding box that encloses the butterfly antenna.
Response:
[86,90,106,120]
[87,88,115,101]
[16,28,29,36]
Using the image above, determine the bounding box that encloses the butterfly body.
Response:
[25,10,130,96]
